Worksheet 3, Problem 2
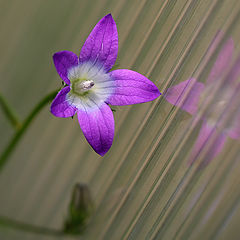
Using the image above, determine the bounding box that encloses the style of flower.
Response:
[164,34,240,165]
[50,14,160,156]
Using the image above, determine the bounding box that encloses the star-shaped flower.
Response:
[164,33,240,166]
[51,14,160,156]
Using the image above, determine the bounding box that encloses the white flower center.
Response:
[66,62,115,111]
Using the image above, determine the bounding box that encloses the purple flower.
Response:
[164,33,240,165]
[51,14,160,156]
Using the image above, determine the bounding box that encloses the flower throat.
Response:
[71,78,95,96]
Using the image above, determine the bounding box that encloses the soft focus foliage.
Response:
[0,0,240,240]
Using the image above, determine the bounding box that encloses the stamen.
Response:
[71,79,95,96]
[79,80,95,90]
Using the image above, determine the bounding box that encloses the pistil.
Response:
[71,79,95,96]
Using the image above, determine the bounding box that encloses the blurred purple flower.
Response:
[50,14,160,156]
[164,35,240,165]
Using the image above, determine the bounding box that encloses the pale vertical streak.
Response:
[211,194,240,240]
[124,3,239,236]
[147,73,236,239]
[115,0,157,50]
[90,0,191,211]
[111,0,232,237]
[98,0,207,238]
[86,0,172,191]
[172,146,240,240]
[87,1,193,211]
[126,0,172,68]
[168,147,240,240]
[169,78,240,239]
[85,0,173,209]
[179,149,240,240]
[148,54,240,239]
[174,79,240,239]
[80,0,169,205]
[81,0,179,236]
[103,5,216,236]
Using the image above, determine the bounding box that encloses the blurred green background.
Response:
[0,0,240,239]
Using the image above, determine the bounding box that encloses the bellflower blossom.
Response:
[50,14,160,156]
[164,35,240,165]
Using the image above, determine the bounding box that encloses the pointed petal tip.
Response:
[77,103,114,157]
[156,88,161,97]
[99,13,115,25]
[150,88,161,101]
[79,13,118,72]
[107,69,160,105]
[97,148,110,157]
[92,142,112,156]
[104,13,114,21]
[101,13,116,26]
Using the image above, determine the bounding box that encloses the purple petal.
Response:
[53,51,79,85]
[189,120,227,166]
[79,14,118,72]
[50,86,76,118]
[106,69,160,105]
[164,78,205,115]
[77,103,114,156]
[207,37,234,84]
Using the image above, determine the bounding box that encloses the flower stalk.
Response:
[0,93,21,130]
[0,89,59,172]
[0,215,65,237]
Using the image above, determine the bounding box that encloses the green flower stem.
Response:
[0,89,59,171]
[0,93,21,130]
[0,215,66,237]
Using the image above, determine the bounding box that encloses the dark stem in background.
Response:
[0,215,67,237]
[0,93,21,130]
[0,89,59,171]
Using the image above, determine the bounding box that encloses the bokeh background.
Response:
[0,0,240,239]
